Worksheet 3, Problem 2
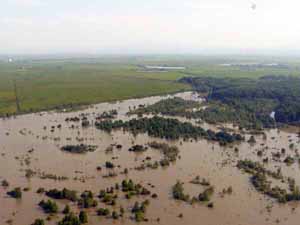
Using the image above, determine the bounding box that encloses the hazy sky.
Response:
[1,0,300,54]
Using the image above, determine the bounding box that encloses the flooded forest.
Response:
[1,80,300,225]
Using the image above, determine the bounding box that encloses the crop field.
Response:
[1,55,300,115]
[0,60,189,115]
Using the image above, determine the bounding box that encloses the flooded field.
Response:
[1,92,300,225]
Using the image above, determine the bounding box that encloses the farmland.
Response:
[1,55,300,115]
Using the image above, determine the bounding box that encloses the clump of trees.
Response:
[7,187,22,199]
[58,212,82,225]
[37,187,45,194]
[198,187,214,202]
[248,135,256,144]
[65,116,80,122]
[96,110,118,120]
[30,219,44,225]
[2,179,9,187]
[128,97,200,117]
[172,181,190,202]
[81,119,90,127]
[39,172,68,181]
[61,144,97,154]
[172,180,216,207]
[112,210,120,220]
[98,206,124,219]
[105,161,115,169]
[78,191,98,208]
[284,156,295,166]
[148,141,179,165]
[46,188,78,201]
[98,189,117,205]
[79,211,88,223]
[133,142,181,170]
[190,176,210,186]
[97,208,110,216]
[128,145,148,152]
[237,159,300,203]
[95,116,243,145]
[39,200,58,214]
[131,200,150,222]
[121,179,151,198]
[237,160,282,179]
[180,76,300,128]
[63,205,70,214]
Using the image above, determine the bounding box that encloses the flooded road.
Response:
[1,92,300,225]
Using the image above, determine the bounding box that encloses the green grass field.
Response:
[0,59,190,115]
[1,55,300,115]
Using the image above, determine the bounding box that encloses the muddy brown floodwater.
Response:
[1,92,300,225]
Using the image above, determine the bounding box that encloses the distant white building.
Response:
[144,65,186,70]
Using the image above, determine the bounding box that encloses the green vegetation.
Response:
[58,213,82,225]
[112,210,119,220]
[237,160,283,179]
[2,56,300,116]
[1,179,9,187]
[128,145,148,152]
[78,191,98,208]
[128,97,199,117]
[172,180,215,206]
[36,187,45,194]
[46,188,78,201]
[62,205,71,214]
[180,76,300,128]
[0,59,189,115]
[198,187,214,202]
[237,160,300,203]
[39,172,68,181]
[172,181,190,202]
[60,144,97,154]
[86,179,153,221]
[105,161,115,169]
[132,75,300,129]
[2,56,300,224]
[148,142,179,165]
[131,201,150,222]
[190,176,210,186]
[98,190,116,205]
[79,211,88,224]
[97,208,110,216]
[30,219,44,225]
[284,156,295,166]
[96,110,118,120]
[39,199,58,213]
[121,179,151,198]
[95,116,244,145]
[7,187,22,199]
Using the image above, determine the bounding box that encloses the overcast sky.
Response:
[1,0,300,54]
